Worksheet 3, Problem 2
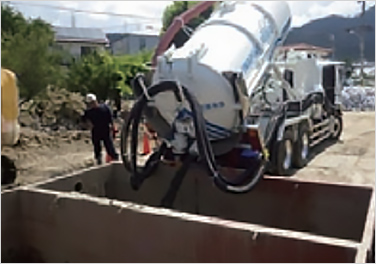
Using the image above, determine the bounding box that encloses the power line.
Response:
[100,22,159,28]
[7,1,161,22]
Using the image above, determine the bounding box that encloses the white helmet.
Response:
[86,93,97,103]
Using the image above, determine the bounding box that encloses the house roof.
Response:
[106,33,127,44]
[279,43,332,54]
[54,26,109,44]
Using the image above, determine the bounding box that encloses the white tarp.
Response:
[341,86,375,111]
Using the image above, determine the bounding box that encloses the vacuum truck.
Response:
[121,1,344,202]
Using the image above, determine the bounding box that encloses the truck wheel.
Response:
[1,155,17,185]
[274,130,294,176]
[292,124,310,168]
[331,115,343,140]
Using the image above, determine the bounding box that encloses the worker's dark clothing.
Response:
[113,88,122,119]
[82,104,119,164]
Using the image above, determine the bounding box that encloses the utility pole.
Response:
[349,1,367,86]
[71,11,76,28]
[347,24,373,86]
[329,34,335,60]
[357,1,366,17]
[359,29,365,87]
[358,1,365,86]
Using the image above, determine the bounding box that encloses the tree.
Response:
[1,3,63,102]
[1,4,26,41]
[114,50,153,96]
[65,52,124,102]
[161,1,214,48]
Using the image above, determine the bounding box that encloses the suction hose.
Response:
[121,81,265,194]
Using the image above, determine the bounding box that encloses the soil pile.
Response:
[19,87,86,131]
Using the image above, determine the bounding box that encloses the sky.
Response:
[6,1,376,33]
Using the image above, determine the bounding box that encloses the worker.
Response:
[113,87,122,119]
[82,93,119,165]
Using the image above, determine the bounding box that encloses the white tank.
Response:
[153,1,291,140]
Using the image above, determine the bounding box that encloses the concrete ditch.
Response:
[2,162,375,262]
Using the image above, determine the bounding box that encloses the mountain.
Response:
[285,6,375,62]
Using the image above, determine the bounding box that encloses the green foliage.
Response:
[161,1,214,48]
[162,1,213,32]
[65,51,152,101]
[114,50,153,95]
[65,52,124,102]
[1,3,63,101]
[1,4,26,40]
[1,3,153,104]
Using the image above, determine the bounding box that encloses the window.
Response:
[323,65,336,89]
[81,46,95,56]
[284,69,294,88]
[139,38,146,51]
[323,65,336,104]
[338,68,346,86]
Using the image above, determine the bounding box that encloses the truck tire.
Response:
[1,155,17,185]
[292,123,310,168]
[273,130,294,176]
[331,115,343,140]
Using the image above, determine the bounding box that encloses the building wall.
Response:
[275,50,331,61]
[112,34,159,55]
[112,39,128,56]
[56,42,106,59]
[1,187,361,263]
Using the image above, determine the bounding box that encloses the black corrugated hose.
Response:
[120,81,266,194]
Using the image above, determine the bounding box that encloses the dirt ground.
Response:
[1,128,96,186]
[1,111,375,187]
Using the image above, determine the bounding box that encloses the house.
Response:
[107,31,160,55]
[53,26,109,59]
[276,43,333,61]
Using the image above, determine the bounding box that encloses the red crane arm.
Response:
[152,1,217,67]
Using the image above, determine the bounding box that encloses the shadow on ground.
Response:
[265,139,340,178]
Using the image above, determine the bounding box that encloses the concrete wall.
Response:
[36,162,373,242]
[1,190,24,262]
[35,164,113,197]
[112,39,127,56]
[2,188,359,262]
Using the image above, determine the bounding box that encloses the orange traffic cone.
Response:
[141,132,151,155]
[105,153,113,163]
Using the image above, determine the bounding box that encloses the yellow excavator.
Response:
[1,68,20,185]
